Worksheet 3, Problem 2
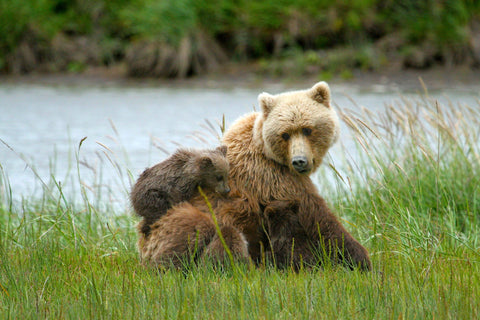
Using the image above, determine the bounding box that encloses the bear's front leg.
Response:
[299,193,371,271]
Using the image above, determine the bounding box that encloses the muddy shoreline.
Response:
[1,63,480,93]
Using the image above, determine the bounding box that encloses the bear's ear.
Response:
[198,156,213,170]
[263,205,277,219]
[309,81,331,107]
[287,200,300,213]
[216,145,228,156]
[258,92,276,116]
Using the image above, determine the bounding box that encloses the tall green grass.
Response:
[1,91,480,318]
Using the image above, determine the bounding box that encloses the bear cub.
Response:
[261,200,310,269]
[131,145,230,236]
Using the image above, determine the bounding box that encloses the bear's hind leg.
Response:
[299,194,371,271]
[201,224,249,265]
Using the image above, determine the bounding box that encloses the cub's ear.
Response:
[264,200,299,217]
[198,156,213,169]
[309,81,331,107]
[286,200,300,213]
[263,205,276,218]
[216,145,228,156]
[258,92,276,116]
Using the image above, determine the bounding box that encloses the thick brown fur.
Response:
[261,200,310,269]
[137,201,249,268]
[139,82,371,270]
[130,145,230,236]
[219,81,371,270]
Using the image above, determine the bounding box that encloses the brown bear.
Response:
[218,81,371,270]
[130,146,230,237]
[140,82,371,270]
[137,198,249,268]
[261,200,308,269]
[214,81,371,270]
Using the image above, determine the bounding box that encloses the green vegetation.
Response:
[1,0,479,77]
[1,92,480,318]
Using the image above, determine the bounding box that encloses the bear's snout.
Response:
[216,183,231,194]
[289,134,313,174]
[292,155,309,173]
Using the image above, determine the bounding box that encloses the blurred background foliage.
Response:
[0,0,479,77]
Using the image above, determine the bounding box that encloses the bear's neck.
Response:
[223,112,316,204]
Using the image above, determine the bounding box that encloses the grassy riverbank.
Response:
[1,0,479,78]
[1,91,480,318]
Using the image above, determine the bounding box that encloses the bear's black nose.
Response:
[292,156,308,172]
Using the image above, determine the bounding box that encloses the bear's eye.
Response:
[302,128,312,136]
[216,175,223,182]
[281,132,290,141]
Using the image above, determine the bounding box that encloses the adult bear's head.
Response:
[255,82,340,175]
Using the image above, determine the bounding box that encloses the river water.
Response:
[1,77,479,210]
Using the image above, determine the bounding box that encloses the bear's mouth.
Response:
[293,166,311,175]
[298,169,309,174]
[292,159,315,175]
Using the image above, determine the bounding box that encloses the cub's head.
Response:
[256,81,340,175]
[263,200,300,237]
[197,145,230,194]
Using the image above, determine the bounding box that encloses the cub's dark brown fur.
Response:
[130,146,230,236]
[262,199,370,270]
[261,200,309,269]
